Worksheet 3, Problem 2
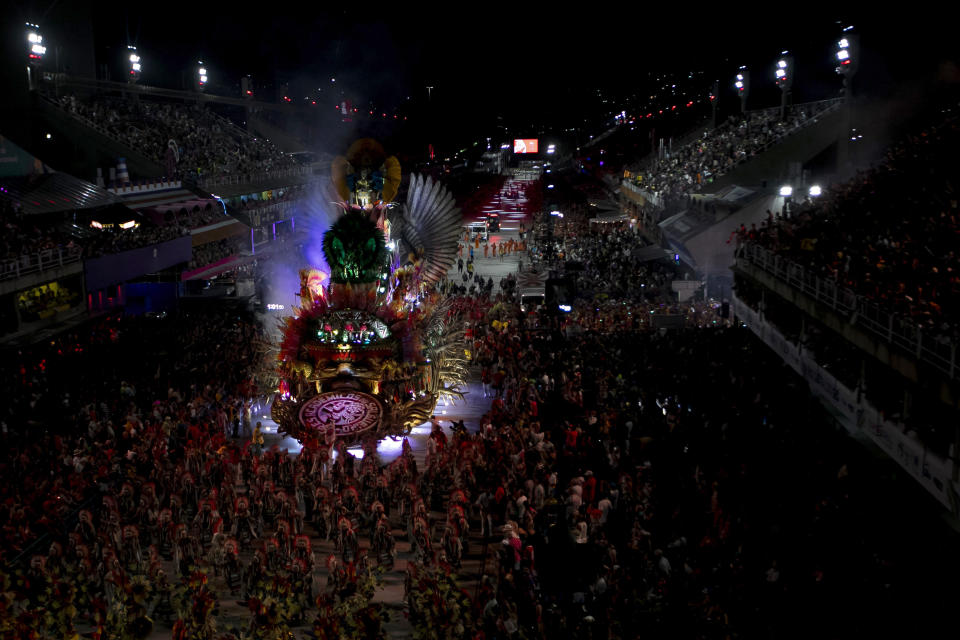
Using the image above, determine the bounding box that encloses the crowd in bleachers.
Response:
[629,101,837,208]
[82,224,187,259]
[1,201,191,276]
[0,201,80,263]
[745,107,960,338]
[160,204,226,230]
[187,237,248,270]
[16,282,82,323]
[57,94,296,180]
[1,197,251,282]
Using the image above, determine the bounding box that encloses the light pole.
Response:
[734,66,750,114]
[25,23,46,91]
[710,79,719,128]
[779,185,793,217]
[835,27,859,86]
[836,26,859,172]
[197,61,208,92]
[775,52,793,121]
[127,46,141,83]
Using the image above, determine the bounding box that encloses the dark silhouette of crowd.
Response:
[56,95,296,180]
[628,101,838,207]
[2,170,958,639]
[187,237,248,270]
[1,197,248,281]
[1,201,188,274]
[746,106,960,339]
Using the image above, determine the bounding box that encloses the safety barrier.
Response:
[732,292,957,513]
[193,165,317,190]
[622,98,843,205]
[737,243,958,380]
[0,247,83,282]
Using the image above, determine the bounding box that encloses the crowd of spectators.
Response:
[745,107,960,339]
[0,202,80,264]
[0,308,269,636]
[16,282,82,323]
[158,204,227,231]
[1,201,192,276]
[1,160,957,639]
[0,197,249,282]
[628,101,838,208]
[188,237,248,270]
[82,224,187,259]
[57,94,296,180]
[227,186,306,212]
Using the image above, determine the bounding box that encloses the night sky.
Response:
[6,2,957,151]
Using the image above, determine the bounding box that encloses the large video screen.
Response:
[513,139,539,154]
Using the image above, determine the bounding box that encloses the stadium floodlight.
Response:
[775,53,794,119]
[127,46,141,82]
[735,66,750,112]
[25,23,46,89]
[779,185,793,197]
[809,185,822,197]
[835,29,858,79]
[26,24,45,62]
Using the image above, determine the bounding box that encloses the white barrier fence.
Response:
[732,293,957,514]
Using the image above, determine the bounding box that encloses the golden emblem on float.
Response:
[299,391,382,438]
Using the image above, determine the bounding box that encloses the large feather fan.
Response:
[393,174,461,284]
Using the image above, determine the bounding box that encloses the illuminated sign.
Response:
[513,139,539,154]
[299,391,382,437]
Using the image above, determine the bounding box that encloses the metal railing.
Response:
[194,165,318,190]
[624,98,843,205]
[738,243,958,379]
[241,200,298,227]
[1,247,84,282]
[41,93,319,189]
[743,97,841,120]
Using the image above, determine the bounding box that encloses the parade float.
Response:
[270,139,466,450]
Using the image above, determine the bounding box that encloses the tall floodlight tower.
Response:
[734,66,750,114]
[197,62,208,92]
[710,79,719,128]
[835,26,859,172]
[775,52,793,120]
[127,46,141,83]
[25,23,46,90]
